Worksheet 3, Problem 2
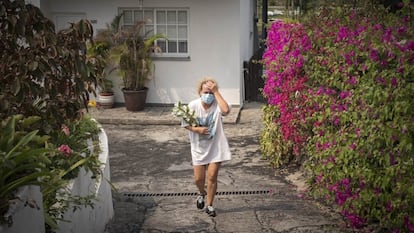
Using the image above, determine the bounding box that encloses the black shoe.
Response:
[206,206,216,217]
[196,195,205,209]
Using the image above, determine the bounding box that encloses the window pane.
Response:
[167,11,176,24]
[178,25,187,39]
[167,25,177,38]
[134,10,143,22]
[178,11,187,24]
[156,10,166,24]
[157,25,166,35]
[157,40,166,53]
[144,10,153,23]
[168,40,177,53]
[123,10,133,24]
[178,41,187,53]
[120,8,188,55]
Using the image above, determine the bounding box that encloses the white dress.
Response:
[182,98,232,165]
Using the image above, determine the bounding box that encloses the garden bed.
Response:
[1,127,114,233]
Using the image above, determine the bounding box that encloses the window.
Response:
[119,8,189,58]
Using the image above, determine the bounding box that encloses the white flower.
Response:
[171,101,199,126]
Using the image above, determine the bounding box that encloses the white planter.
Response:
[0,185,45,233]
[98,94,115,109]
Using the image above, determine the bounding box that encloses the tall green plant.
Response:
[95,14,166,91]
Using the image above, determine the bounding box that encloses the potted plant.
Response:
[87,41,115,109]
[97,77,115,109]
[95,14,166,111]
[95,63,115,109]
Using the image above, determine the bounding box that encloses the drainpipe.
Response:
[261,0,268,42]
[259,0,268,57]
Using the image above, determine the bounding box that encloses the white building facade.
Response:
[33,0,257,107]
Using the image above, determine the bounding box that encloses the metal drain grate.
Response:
[122,190,270,198]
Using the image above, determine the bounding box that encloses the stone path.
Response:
[93,102,356,233]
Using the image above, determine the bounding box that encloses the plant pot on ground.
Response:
[122,87,148,111]
[97,75,115,109]
[95,14,166,111]
[98,91,115,109]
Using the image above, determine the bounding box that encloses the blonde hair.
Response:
[196,77,218,95]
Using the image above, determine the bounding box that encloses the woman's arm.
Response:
[208,81,230,116]
[185,125,210,135]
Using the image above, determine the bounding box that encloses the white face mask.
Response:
[201,93,215,104]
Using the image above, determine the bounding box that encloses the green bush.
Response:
[260,104,293,168]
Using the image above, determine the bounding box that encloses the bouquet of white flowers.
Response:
[171,101,199,127]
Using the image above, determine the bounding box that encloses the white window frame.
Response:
[118,7,190,59]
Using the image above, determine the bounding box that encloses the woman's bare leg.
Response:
[206,162,221,206]
[193,165,207,195]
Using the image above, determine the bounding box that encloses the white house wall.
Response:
[39,0,254,106]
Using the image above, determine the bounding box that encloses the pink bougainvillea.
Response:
[262,20,312,156]
[262,5,414,231]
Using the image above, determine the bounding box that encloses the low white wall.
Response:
[0,127,113,233]
[0,186,45,233]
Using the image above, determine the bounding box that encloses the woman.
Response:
[183,77,232,217]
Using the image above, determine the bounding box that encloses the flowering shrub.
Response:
[48,116,101,180]
[303,5,414,231]
[42,115,102,232]
[261,3,414,232]
[262,19,313,158]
